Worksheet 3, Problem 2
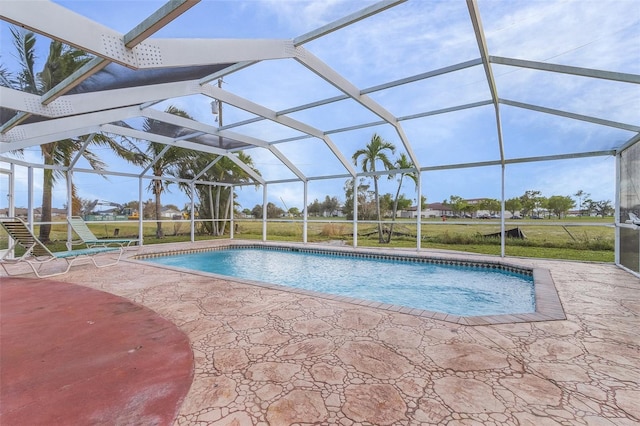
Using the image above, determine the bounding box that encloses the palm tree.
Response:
[386,153,418,243]
[209,152,258,235]
[175,151,259,236]
[352,133,396,243]
[4,29,141,242]
[142,106,199,238]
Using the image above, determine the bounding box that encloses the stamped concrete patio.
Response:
[2,240,639,425]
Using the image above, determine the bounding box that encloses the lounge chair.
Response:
[68,216,139,249]
[628,212,640,225]
[1,217,123,278]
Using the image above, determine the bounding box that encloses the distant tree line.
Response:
[443,189,613,219]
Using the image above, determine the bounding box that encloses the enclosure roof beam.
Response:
[359,167,418,178]
[199,61,257,86]
[293,0,406,46]
[67,134,96,170]
[224,152,265,185]
[265,100,494,146]
[40,58,110,106]
[267,146,307,182]
[0,105,142,146]
[103,122,265,184]
[220,58,484,133]
[142,109,289,158]
[193,180,234,188]
[307,174,352,181]
[362,58,484,94]
[398,100,494,122]
[0,1,127,64]
[216,132,306,181]
[0,112,30,134]
[193,157,222,181]
[0,155,69,170]
[325,121,387,135]
[293,46,420,169]
[202,84,356,176]
[0,1,198,132]
[2,82,201,122]
[68,166,196,183]
[0,1,293,69]
[100,123,227,156]
[420,150,615,172]
[150,39,295,68]
[490,56,640,84]
[140,145,172,176]
[0,125,102,153]
[41,0,198,105]
[467,0,505,165]
[139,109,308,180]
[500,99,640,133]
[203,85,323,138]
[124,0,198,48]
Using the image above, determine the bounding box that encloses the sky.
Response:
[1,0,639,213]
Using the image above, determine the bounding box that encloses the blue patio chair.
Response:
[68,216,139,249]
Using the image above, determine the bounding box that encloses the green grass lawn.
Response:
[1,216,615,262]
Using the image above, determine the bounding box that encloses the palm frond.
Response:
[10,28,38,93]
[0,64,14,88]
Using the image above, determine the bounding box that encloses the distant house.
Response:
[0,207,67,218]
[400,203,453,218]
[400,201,522,219]
[0,207,43,218]
[51,208,67,217]
[323,208,343,217]
[161,207,182,219]
[423,203,453,218]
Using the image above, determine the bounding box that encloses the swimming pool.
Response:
[143,246,535,317]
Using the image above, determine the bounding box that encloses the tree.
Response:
[250,203,284,219]
[142,199,156,219]
[505,197,522,217]
[444,195,467,218]
[142,106,198,238]
[343,178,375,220]
[288,207,301,217]
[379,193,394,217]
[463,203,478,218]
[72,196,94,216]
[478,198,501,215]
[352,134,396,243]
[585,199,613,218]
[175,151,259,235]
[321,195,340,216]
[386,153,418,242]
[574,190,590,216]
[546,195,575,218]
[251,204,263,219]
[4,29,142,242]
[308,199,322,216]
[519,190,543,218]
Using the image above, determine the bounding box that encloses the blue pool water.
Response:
[145,248,535,317]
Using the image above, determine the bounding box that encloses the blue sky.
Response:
[1,0,639,212]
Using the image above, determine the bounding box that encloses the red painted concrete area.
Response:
[1,277,194,425]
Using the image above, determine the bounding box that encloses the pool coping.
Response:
[132,241,566,326]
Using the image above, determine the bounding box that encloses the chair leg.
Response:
[88,248,124,268]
